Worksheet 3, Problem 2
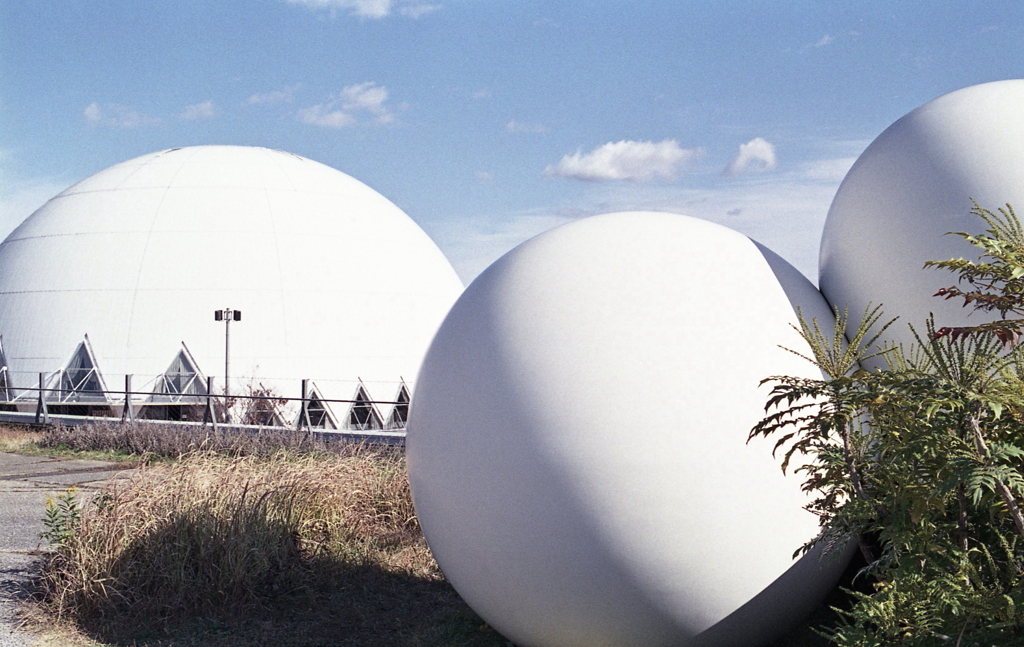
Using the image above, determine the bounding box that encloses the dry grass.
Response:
[36,420,333,460]
[20,430,509,646]
[37,449,422,617]
[0,422,44,452]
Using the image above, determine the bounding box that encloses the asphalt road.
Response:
[0,453,132,647]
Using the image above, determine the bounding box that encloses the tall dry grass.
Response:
[37,448,431,621]
[0,423,42,452]
[37,420,333,459]
[23,422,509,645]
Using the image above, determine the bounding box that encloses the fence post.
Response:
[300,379,313,433]
[203,376,218,431]
[121,374,135,423]
[35,372,49,425]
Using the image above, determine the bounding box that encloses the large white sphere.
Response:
[408,212,850,647]
[821,80,1024,351]
[0,145,462,403]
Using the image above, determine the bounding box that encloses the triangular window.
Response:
[152,344,207,402]
[298,382,337,429]
[384,381,410,430]
[57,336,107,402]
[346,382,383,430]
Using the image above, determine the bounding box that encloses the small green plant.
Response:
[42,485,82,547]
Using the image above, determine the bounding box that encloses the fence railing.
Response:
[9,373,408,434]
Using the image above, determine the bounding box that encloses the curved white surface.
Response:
[0,146,463,401]
[408,212,849,647]
[821,80,1024,353]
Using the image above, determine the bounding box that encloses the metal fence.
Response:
[0,372,408,443]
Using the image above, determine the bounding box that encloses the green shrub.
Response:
[752,204,1024,645]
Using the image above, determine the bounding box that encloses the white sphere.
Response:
[0,145,462,405]
[821,80,1024,351]
[408,212,850,647]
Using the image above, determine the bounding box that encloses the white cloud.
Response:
[83,103,102,123]
[297,104,357,128]
[475,171,494,184]
[812,34,834,47]
[297,82,396,128]
[83,102,160,129]
[506,120,547,133]
[285,0,439,18]
[247,84,301,105]
[340,82,394,123]
[472,89,490,100]
[724,137,778,176]
[178,100,216,121]
[544,139,703,183]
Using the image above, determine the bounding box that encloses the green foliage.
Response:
[927,202,1024,345]
[42,485,82,547]
[752,204,1024,645]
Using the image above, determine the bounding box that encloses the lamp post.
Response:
[214,308,241,402]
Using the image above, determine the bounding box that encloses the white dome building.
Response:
[0,145,463,427]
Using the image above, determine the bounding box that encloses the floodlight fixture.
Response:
[215,308,241,404]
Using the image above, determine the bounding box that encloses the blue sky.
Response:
[2,1,1023,284]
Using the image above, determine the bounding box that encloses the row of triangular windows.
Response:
[0,335,409,429]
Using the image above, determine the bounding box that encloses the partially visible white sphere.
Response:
[821,80,1024,351]
[0,146,463,403]
[408,212,849,647]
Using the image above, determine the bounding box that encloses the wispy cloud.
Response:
[724,137,778,176]
[800,156,857,183]
[83,102,160,129]
[544,139,703,183]
[472,89,490,100]
[505,120,546,133]
[178,100,216,121]
[437,142,869,285]
[812,34,834,48]
[247,84,301,105]
[285,0,440,19]
[297,82,397,128]
[475,171,494,184]
[341,82,394,122]
[297,105,356,128]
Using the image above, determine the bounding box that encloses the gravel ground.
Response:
[0,453,133,647]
